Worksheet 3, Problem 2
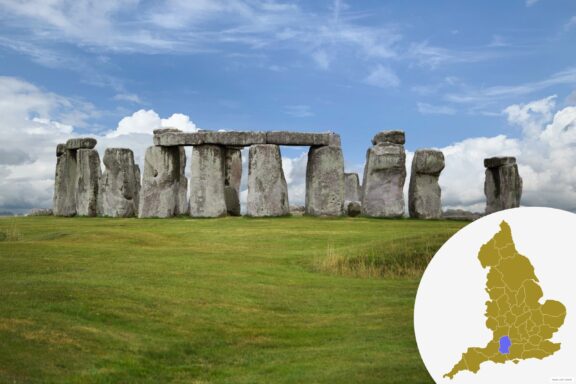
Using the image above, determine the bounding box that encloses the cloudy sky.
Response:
[0,0,575,214]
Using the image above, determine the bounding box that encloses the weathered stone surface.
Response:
[344,173,362,202]
[289,205,305,216]
[138,146,184,218]
[99,148,140,217]
[66,137,97,150]
[484,157,522,214]
[265,131,341,147]
[76,149,101,216]
[408,149,444,219]
[56,143,66,156]
[247,144,289,217]
[484,156,516,169]
[371,130,405,145]
[224,147,242,193]
[189,145,227,217]
[305,146,345,216]
[345,200,362,217]
[176,147,189,215]
[155,131,266,147]
[53,149,77,216]
[153,127,182,135]
[28,208,53,216]
[361,143,406,217]
[224,186,241,216]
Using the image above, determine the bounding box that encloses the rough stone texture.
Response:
[176,147,189,215]
[289,205,305,216]
[53,149,78,217]
[66,137,97,150]
[189,145,227,217]
[265,131,341,147]
[138,146,185,218]
[345,200,362,217]
[99,148,140,217]
[247,144,289,217]
[305,145,345,216]
[153,128,183,135]
[484,157,523,214]
[344,173,362,202]
[361,143,406,217]
[408,149,445,219]
[224,185,241,216]
[76,149,101,216]
[56,143,66,156]
[371,130,405,145]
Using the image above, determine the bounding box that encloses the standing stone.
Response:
[344,173,362,202]
[189,145,227,217]
[76,149,101,216]
[138,146,183,218]
[247,144,289,217]
[53,146,78,217]
[99,148,140,217]
[176,147,189,215]
[484,157,522,214]
[305,146,345,216]
[224,147,242,216]
[361,131,407,217]
[408,149,445,219]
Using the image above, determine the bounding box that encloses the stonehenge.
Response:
[408,149,445,219]
[484,157,523,214]
[361,131,407,217]
[53,129,523,220]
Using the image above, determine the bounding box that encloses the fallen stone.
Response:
[53,149,78,217]
[371,130,405,145]
[484,157,522,214]
[344,173,362,202]
[345,200,362,217]
[247,144,289,217]
[76,149,101,216]
[189,145,227,217]
[361,143,406,217]
[27,208,53,216]
[305,145,345,216]
[409,149,445,219]
[442,209,482,221]
[66,137,97,150]
[289,205,305,216]
[99,148,140,217]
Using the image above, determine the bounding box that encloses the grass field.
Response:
[0,216,466,383]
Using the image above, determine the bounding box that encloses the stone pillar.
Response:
[361,131,406,217]
[344,173,362,202]
[99,148,140,217]
[176,147,189,215]
[189,145,227,217]
[138,146,184,218]
[484,157,522,214]
[305,146,345,216]
[53,144,78,217]
[76,149,101,216]
[224,147,242,216]
[408,149,445,219]
[247,144,289,217]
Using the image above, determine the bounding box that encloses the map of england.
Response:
[444,221,567,379]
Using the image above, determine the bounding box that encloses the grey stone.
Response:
[265,131,341,147]
[361,143,406,217]
[76,149,101,217]
[344,173,362,202]
[155,131,266,147]
[371,130,405,145]
[224,185,241,216]
[99,148,140,217]
[66,137,97,150]
[408,149,445,219]
[56,143,66,156]
[345,200,362,217]
[289,205,305,216]
[247,144,289,217]
[53,149,78,217]
[305,145,345,216]
[442,209,482,221]
[138,146,184,218]
[153,127,182,135]
[484,157,522,214]
[176,147,189,215]
[189,145,227,217]
[224,147,242,194]
[28,208,53,216]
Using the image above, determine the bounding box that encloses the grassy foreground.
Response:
[0,216,465,383]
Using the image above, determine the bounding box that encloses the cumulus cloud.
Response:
[107,109,197,137]
[364,65,400,88]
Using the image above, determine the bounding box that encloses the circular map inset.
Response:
[415,207,575,384]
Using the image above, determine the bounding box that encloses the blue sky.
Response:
[0,0,575,214]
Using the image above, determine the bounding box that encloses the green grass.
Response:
[0,216,465,383]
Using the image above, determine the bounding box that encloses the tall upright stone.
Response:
[408,149,445,219]
[247,144,289,217]
[344,173,362,202]
[305,146,345,216]
[138,146,185,218]
[361,131,406,217]
[99,148,140,217]
[176,147,189,215]
[53,145,78,216]
[76,149,101,216]
[189,145,227,217]
[484,157,522,214]
[224,147,242,216]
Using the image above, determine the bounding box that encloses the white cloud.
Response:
[107,109,197,138]
[564,16,576,31]
[417,102,456,115]
[526,0,540,6]
[113,93,143,104]
[364,65,400,88]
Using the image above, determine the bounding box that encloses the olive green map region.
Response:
[444,221,567,379]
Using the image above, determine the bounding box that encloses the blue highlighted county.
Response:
[499,336,512,354]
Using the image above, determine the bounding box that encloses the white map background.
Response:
[415,207,576,384]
